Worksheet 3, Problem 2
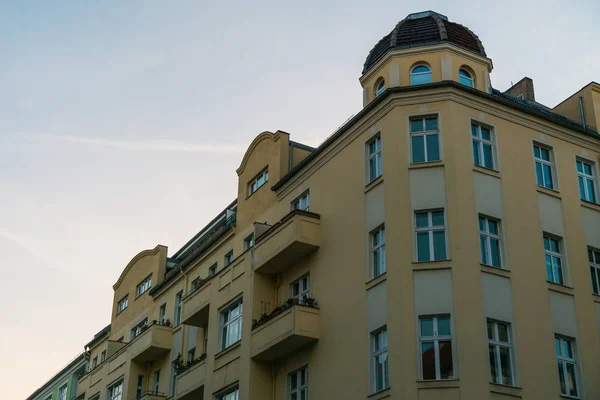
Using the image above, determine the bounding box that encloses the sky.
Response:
[1,0,598,398]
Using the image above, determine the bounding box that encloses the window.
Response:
[487,320,514,386]
[244,233,254,251]
[188,347,196,361]
[411,65,432,85]
[220,299,243,350]
[224,250,234,266]
[174,291,183,325]
[116,296,128,314]
[159,303,166,324]
[136,275,152,297]
[589,248,600,295]
[459,68,474,87]
[544,235,564,285]
[479,216,502,268]
[108,381,123,400]
[576,159,597,203]
[555,336,579,398]
[170,364,176,396]
[136,375,144,399]
[153,369,160,393]
[117,336,124,343]
[288,366,308,400]
[415,211,447,262]
[248,169,268,196]
[218,387,239,400]
[131,317,148,340]
[472,122,497,170]
[410,116,440,163]
[375,78,385,96]
[372,327,389,392]
[291,274,310,302]
[533,144,555,189]
[371,226,386,278]
[367,134,382,183]
[58,383,68,400]
[45,395,52,400]
[100,350,107,362]
[292,190,310,211]
[92,356,98,369]
[420,315,454,380]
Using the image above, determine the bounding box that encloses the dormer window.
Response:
[375,79,386,97]
[410,65,432,85]
[459,68,474,87]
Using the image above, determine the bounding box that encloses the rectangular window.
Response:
[288,366,308,400]
[544,234,564,285]
[577,159,597,203]
[116,296,128,314]
[479,216,502,268]
[170,364,176,396]
[58,384,68,400]
[533,143,555,189]
[371,226,386,278]
[589,248,600,295]
[220,299,243,350]
[153,369,160,393]
[131,317,148,340]
[410,116,440,163]
[92,356,98,369]
[487,320,514,386]
[159,303,166,324]
[218,387,239,400]
[209,262,218,277]
[556,336,579,398]
[419,315,454,380]
[188,347,196,361]
[108,381,123,400]
[415,210,447,262]
[244,233,254,251]
[248,169,268,196]
[100,350,107,362]
[291,274,310,302]
[224,250,234,267]
[372,327,389,392]
[136,275,152,297]
[136,375,144,399]
[472,122,497,170]
[292,190,311,211]
[174,291,183,325]
[367,135,383,182]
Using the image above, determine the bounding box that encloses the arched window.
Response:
[375,79,386,97]
[459,69,474,87]
[410,65,432,85]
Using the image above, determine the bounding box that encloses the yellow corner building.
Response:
[73,10,600,400]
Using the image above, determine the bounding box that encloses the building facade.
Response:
[27,352,88,400]
[73,10,600,400]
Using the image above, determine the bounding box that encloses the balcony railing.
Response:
[132,391,168,400]
[181,278,212,327]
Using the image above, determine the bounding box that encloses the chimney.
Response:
[505,77,535,102]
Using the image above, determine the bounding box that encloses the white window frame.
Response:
[224,250,234,266]
[248,169,268,196]
[91,355,98,369]
[131,317,148,340]
[136,275,152,297]
[410,65,432,85]
[153,369,160,393]
[419,315,454,380]
[375,78,385,96]
[533,142,556,190]
[159,302,166,324]
[116,295,128,314]
[188,347,196,361]
[371,226,386,278]
[291,190,311,212]
[544,234,565,286]
[174,291,183,325]
[108,380,123,400]
[589,248,600,295]
[487,320,514,386]
[555,336,579,398]
[136,375,144,398]
[371,327,389,393]
[288,366,308,400]
[244,233,254,251]
[479,216,502,268]
[415,210,447,262]
[220,298,243,351]
[217,386,239,400]
[58,382,68,400]
[410,116,440,163]
[100,350,107,362]
[472,122,497,170]
[576,158,597,204]
[366,134,382,183]
[458,68,474,87]
[290,274,310,302]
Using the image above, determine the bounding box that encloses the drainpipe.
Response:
[579,96,587,130]
[178,265,189,363]
[289,142,295,172]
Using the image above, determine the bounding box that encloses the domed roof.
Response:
[363,11,486,75]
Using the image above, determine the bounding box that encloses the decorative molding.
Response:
[112,245,165,290]
[236,131,276,175]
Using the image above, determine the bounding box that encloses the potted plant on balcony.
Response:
[165,319,171,327]
[305,297,316,307]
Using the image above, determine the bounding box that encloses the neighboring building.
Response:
[73,10,600,400]
[27,352,88,400]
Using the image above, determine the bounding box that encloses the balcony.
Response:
[181,280,211,327]
[253,210,320,275]
[174,355,207,400]
[251,301,320,361]
[129,323,172,363]
[137,392,168,400]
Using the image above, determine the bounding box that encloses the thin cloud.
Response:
[24,134,246,154]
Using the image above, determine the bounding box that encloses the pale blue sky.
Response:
[1,1,598,398]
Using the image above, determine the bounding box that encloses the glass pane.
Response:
[497,323,509,343]
[576,161,583,173]
[425,118,438,131]
[563,340,573,358]
[555,338,562,356]
[479,217,485,232]
[533,145,540,158]
[589,249,594,263]
[591,267,599,294]
[483,144,493,169]
[578,176,586,200]
[490,238,501,267]
[489,345,498,383]
[566,363,578,397]
[543,164,553,189]
[543,236,550,250]
[421,342,436,379]
[546,255,553,282]
[412,135,425,163]
[433,231,446,261]
[481,127,491,141]
[413,66,430,74]
[487,321,494,340]
[417,232,430,261]
[583,163,592,175]
[375,356,384,390]
[459,76,473,87]
[439,340,454,379]
[488,220,498,235]
[369,158,377,181]
[541,148,550,161]
[437,316,451,336]
[376,153,382,178]
[420,317,434,337]
[554,258,564,285]
[558,362,566,395]
[480,236,488,265]
[471,125,478,137]
[411,119,423,132]
[586,179,596,203]
[291,373,298,389]
[426,134,440,161]
[411,72,432,85]
[550,238,559,253]
[291,394,297,400]
[416,213,429,228]
[472,140,480,165]
[431,211,444,226]
[300,391,306,400]
[499,347,512,385]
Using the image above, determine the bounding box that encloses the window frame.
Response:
[366,134,383,183]
[410,64,432,85]
[108,380,124,400]
[248,168,269,197]
[174,291,183,325]
[555,335,579,398]
[375,78,386,97]
[243,233,254,251]
[100,350,107,363]
[576,157,598,204]
[487,320,515,386]
[371,326,389,393]
[58,382,68,400]
[543,234,565,286]
[116,295,128,315]
[415,210,447,262]
[371,225,386,278]
[471,121,498,171]
[290,273,310,302]
[136,275,152,297]
[479,215,503,268]
[288,365,309,400]
[224,250,234,267]
[217,386,239,400]
[533,142,556,190]
[130,317,148,340]
[409,115,441,164]
[458,68,474,87]
[136,375,144,399]
[159,302,167,324]
[589,247,600,295]
[419,314,454,381]
[291,189,311,212]
[220,298,243,351]
[153,369,160,393]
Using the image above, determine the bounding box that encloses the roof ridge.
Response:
[430,13,448,41]
[390,17,408,47]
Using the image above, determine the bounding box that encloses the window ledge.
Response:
[547,282,575,296]
[581,200,600,213]
[367,387,391,399]
[473,166,500,178]
[559,395,580,400]
[214,340,241,360]
[416,378,460,389]
[408,161,444,169]
[536,186,561,199]
[480,265,510,278]
[365,175,384,193]
[489,382,522,398]
[412,260,452,270]
[366,273,387,290]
